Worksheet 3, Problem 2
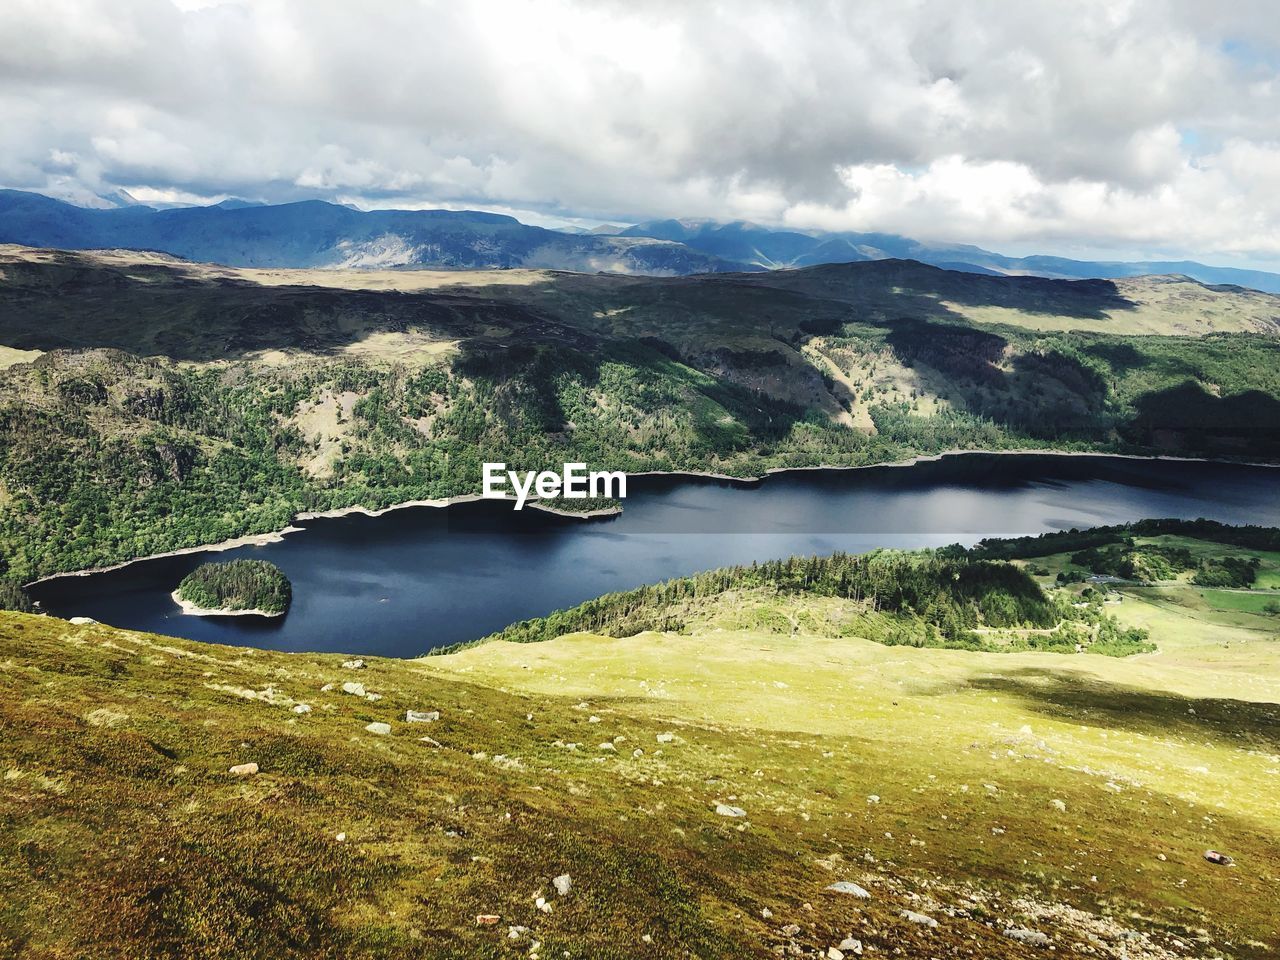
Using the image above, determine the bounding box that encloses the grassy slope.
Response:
[3,554,1278,958]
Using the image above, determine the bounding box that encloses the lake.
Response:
[30,454,1280,657]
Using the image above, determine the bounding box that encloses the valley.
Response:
[1,245,1279,600]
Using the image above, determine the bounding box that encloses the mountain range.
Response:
[4,188,1280,292]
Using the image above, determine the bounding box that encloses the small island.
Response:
[172,559,292,618]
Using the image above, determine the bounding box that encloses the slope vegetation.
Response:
[2,247,1280,589]
[2,534,1278,958]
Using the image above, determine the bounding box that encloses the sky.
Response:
[2,0,1280,265]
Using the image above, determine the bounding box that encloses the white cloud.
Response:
[0,0,1278,264]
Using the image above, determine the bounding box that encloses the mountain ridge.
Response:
[0,190,743,275]
[4,188,1280,291]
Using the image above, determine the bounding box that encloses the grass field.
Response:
[1196,588,1280,614]
[2,538,1278,958]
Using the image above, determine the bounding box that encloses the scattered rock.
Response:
[335,832,346,842]
[552,874,572,896]
[535,896,552,914]
[365,721,391,735]
[229,762,259,776]
[901,910,937,928]
[320,683,335,692]
[825,881,871,899]
[656,732,675,743]
[1204,850,1234,866]
[292,703,312,714]
[781,924,801,937]
[475,914,500,926]
[588,715,601,723]
[340,681,366,697]
[826,948,844,960]
[341,658,366,670]
[1004,927,1051,948]
[1050,798,1067,812]
[69,616,96,625]
[866,794,880,804]
[837,937,863,955]
[761,907,773,920]
[405,709,439,723]
[507,925,529,940]
[598,742,617,752]
[715,803,746,818]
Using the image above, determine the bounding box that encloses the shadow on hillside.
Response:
[1125,382,1280,454]
[955,667,1280,752]
[0,250,611,362]
[735,258,1139,321]
[0,250,1144,365]
[0,250,1168,447]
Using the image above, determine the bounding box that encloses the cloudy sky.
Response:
[3,0,1280,265]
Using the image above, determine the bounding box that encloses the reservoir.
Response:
[30,454,1280,657]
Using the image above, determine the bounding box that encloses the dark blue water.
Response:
[31,455,1280,656]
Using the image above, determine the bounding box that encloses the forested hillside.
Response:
[2,246,1279,595]
[458,549,1153,656]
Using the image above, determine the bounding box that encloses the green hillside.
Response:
[2,532,1278,958]
[2,247,1280,588]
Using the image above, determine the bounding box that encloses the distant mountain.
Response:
[0,190,742,275]
[620,218,1280,292]
[4,189,1280,291]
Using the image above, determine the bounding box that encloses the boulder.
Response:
[1204,850,1234,866]
[340,681,366,697]
[715,803,747,818]
[901,910,937,928]
[825,881,871,899]
[1004,927,1051,947]
[365,721,391,735]
[229,762,259,776]
[69,616,96,625]
[341,658,366,670]
[292,703,312,714]
[837,938,864,955]
[406,709,440,723]
[552,874,572,896]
